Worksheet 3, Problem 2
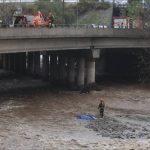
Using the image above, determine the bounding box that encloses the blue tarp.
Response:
[78,115,97,120]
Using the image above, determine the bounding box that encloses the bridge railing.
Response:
[0,23,149,30]
[0,23,99,29]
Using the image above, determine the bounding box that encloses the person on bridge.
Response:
[46,12,54,28]
[98,97,105,118]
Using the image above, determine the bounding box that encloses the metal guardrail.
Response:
[0,23,95,28]
[0,23,149,29]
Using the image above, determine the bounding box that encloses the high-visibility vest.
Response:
[38,19,42,26]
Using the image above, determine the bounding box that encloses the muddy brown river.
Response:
[0,79,150,149]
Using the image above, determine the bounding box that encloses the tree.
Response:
[143,0,150,28]
[127,0,144,20]
[127,0,145,28]
[0,3,17,26]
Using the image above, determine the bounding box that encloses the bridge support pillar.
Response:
[13,53,26,74]
[50,53,58,83]
[0,54,3,69]
[68,57,76,88]
[27,52,34,75]
[33,52,40,77]
[2,54,9,70]
[1,54,4,69]
[59,55,67,85]
[42,51,49,80]
[10,54,15,71]
[14,53,20,73]
[8,54,14,71]
[7,54,11,71]
[86,58,95,86]
[77,57,85,88]
[20,52,26,74]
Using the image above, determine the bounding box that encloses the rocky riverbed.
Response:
[0,79,150,149]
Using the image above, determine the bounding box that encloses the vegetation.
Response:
[134,49,150,82]
[73,0,110,15]
[77,6,113,26]
[0,3,17,26]
[0,0,111,25]
[23,0,110,24]
[127,0,144,20]
[126,0,150,28]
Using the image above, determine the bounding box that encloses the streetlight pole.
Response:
[76,1,78,27]
[143,0,145,28]
[62,0,64,24]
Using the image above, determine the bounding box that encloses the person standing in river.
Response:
[98,97,105,118]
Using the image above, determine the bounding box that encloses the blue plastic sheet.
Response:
[78,115,96,120]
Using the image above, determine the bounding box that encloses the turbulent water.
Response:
[0,79,150,149]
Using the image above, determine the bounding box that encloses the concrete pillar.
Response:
[59,55,67,84]
[14,53,20,73]
[8,54,12,70]
[3,54,9,70]
[9,54,15,71]
[86,59,95,85]
[13,53,26,74]
[19,52,26,74]
[77,57,85,88]
[42,51,49,80]
[2,54,5,69]
[0,54,3,68]
[33,52,40,77]
[27,52,34,75]
[7,53,16,71]
[68,57,76,87]
[50,53,58,82]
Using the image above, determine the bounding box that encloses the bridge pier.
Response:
[14,53,20,73]
[8,53,14,71]
[50,53,58,83]
[33,52,40,77]
[7,54,11,71]
[68,57,76,88]
[20,52,26,74]
[2,54,9,70]
[27,52,34,75]
[59,55,67,85]
[0,54,2,69]
[77,57,85,88]
[13,53,26,74]
[86,58,95,86]
[42,51,49,80]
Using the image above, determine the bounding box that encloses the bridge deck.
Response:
[0,28,149,39]
[0,28,150,53]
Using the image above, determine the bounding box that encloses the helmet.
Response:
[100,97,104,101]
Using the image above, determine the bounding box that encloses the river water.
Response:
[0,79,150,149]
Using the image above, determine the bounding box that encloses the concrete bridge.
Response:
[0,28,150,89]
[0,28,150,53]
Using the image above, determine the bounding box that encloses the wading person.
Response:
[98,97,105,118]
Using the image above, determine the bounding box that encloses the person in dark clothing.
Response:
[98,97,105,118]
[48,12,54,28]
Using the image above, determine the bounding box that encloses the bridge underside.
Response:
[0,37,150,54]
[1,48,149,89]
[0,50,97,89]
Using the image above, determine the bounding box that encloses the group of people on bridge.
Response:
[14,11,54,28]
